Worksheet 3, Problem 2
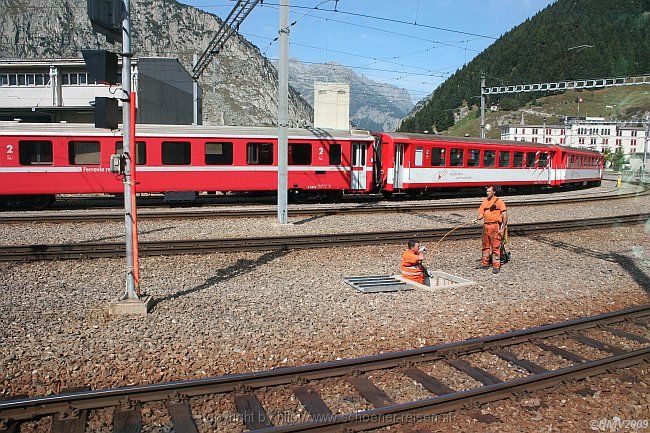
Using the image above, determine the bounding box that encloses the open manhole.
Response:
[343,275,413,293]
[344,271,475,293]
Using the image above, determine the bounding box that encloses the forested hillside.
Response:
[399,0,650,133]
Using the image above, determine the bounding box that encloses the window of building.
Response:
[538,153,548,168]
[289,143,312,165]
[19,140,53,165]
[521,128,526,134]
[26,74,34,85]
[34,74,49,86]
[579,137,585,145]
[498,151,511,167]
[204,142,233,165]
[69,141,100,165]
[329,144,342,165]
[616,139,622,146]
[62,74,69,85]
[545,128,551,135]
[561,129,566,135]
[0,74,8,86]
[8,74,17,85]
[545,138,552,144]
[483,150,496,167]
[631,147,636,153]
[513,152,524,167]
[616,130,622,136]
[590,138,597,145]
[431,147,445,166]
[532,128,539,135]
[17,74,26,85]
[162,141,191,165]
[450,148,464,166]
[116,141,147,165]
[602,138,608,145]
[631,139,637,147]
[247,142,273,165]
[532,137,538,143]
[526,152,535,167]
[560,138,565,144]
[467,149,480,167]
[414,147,424,166]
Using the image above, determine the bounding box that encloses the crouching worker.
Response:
[402,239,427,285]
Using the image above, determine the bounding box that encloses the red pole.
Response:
[130,90,141,296]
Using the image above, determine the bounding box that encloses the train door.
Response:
[393,143,405,189]
[351,142,367,190]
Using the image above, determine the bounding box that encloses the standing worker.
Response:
[401,239,426,284]
[475,186,508,274]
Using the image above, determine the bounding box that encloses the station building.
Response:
[0,58,199,125]
[501,117,648,170]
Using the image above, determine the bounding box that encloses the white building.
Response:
[0,58,199,124]
[313,82,350,130]
[501,117,648,169]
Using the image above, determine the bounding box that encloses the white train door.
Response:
[351,142,367,190]
[394,144,404,189]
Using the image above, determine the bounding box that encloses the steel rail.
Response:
[0,304,647,423]
[0,213,648,262]
[1,184,646,223]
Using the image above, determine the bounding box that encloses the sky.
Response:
[181,0,555,104]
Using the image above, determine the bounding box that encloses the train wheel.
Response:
[290,189,310,203]
[27,195,55,210]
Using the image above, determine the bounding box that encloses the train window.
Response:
[539,153,548,168]
[68,141,100,165]
[431,148,445,166]
[0,74,8,86]
[289,143,312,165]
[450,148,464,166]
[116,141,147,165]
[19,140,53,165]
[513,152,524,167]
[467,149,480,167]
[162,141,191,165]
[526,152,536,167]
[205,142,233,165]
[352,143,366,166]
[498,151,511,167]
[329,144,342,165]
[414,147,424,166]
[247,142,273,165]
[483,150,496,167]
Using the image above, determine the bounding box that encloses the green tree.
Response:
[607,147,629,171]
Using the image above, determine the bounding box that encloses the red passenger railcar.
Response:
[0,123,375,207]
[374,133,602,197]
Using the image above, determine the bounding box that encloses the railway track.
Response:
[1,213,647,262]
[0,305,647,432]
[1,184,646,223]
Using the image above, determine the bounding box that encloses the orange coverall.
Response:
[479,196,507,269]
[401,250,425,284]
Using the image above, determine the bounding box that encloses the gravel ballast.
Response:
[1,218,648,431]
[0,192,648,246]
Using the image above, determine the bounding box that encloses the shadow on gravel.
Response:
[82,226,176,243]
[150,249,289,308]
[526,236,649,295]
[293,213,330,225]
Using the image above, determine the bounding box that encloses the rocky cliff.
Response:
[0,0,313,126]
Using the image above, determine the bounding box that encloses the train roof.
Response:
[0,122,374,141]
[379,132,602,154]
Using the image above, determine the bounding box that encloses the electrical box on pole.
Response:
[82,50,119,84]
[87,0,122,43]
[94,97,120,129]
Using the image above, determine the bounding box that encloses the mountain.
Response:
[399,0,650,133]
[0,0,313,126]
[276,59,413,131]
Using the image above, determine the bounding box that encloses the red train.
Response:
[0,122,603,208]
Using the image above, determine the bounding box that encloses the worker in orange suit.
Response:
[401,239,426,284]
[475,186,508,274]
